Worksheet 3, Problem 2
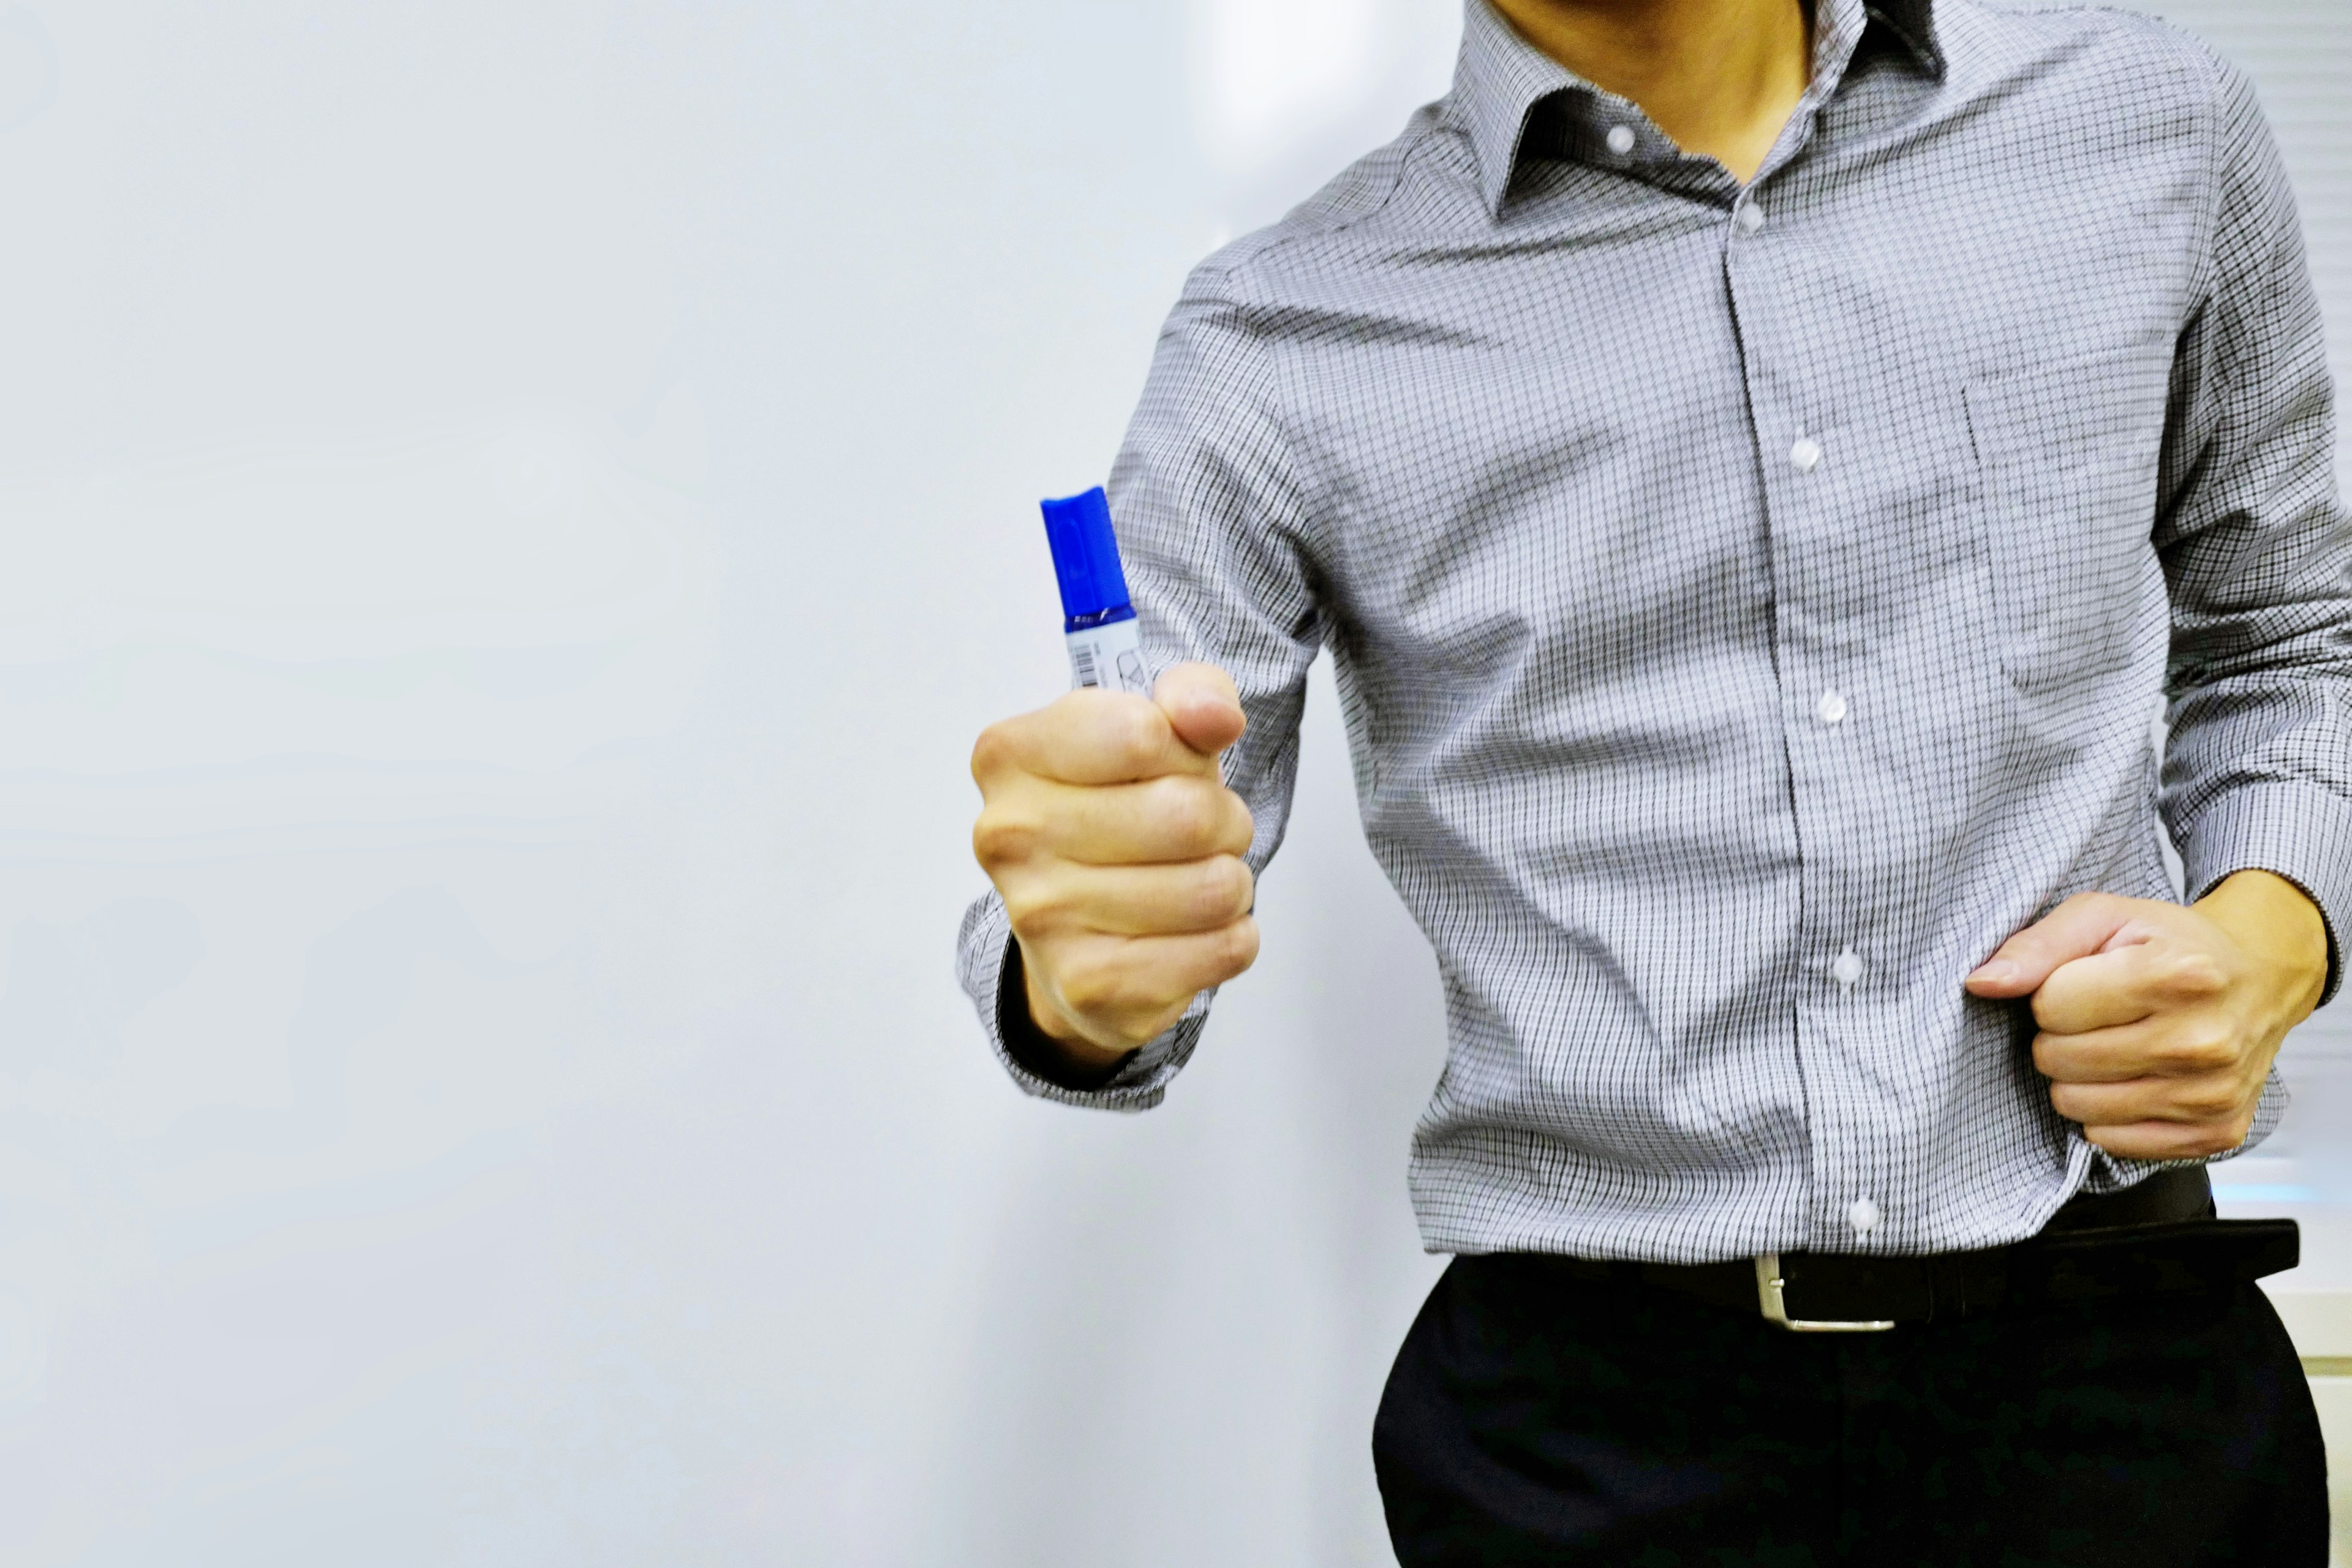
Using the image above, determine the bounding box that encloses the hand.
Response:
[1964,871,2328,1160]
[970,663,1259,1074]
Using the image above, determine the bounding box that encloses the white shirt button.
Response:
[1790,436,1823,472]
[1605,124,1637,156]
[1736,202,1766,233]
[1816,690,1847,725]
[1848,1197,1881,1235]
[1832,948,1864,987]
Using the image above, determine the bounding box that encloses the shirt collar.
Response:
[1453,0,1945,216]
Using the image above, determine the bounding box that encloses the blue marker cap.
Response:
[1040,488,1135,625]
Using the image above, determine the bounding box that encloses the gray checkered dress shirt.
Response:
[958,0,2352,1262]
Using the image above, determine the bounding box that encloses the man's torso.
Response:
[1126,0,2283,1261]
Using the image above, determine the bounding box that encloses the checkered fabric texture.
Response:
[958,0,2352,1263]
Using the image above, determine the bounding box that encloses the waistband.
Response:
[1522,1169,2295,1330]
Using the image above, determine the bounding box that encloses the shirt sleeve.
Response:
[954,261,1328,1109]
[2157,59,2352,1004]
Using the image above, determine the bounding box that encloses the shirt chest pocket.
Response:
[1962,345,2173,699]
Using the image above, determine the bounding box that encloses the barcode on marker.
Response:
[1065,616,1139,694]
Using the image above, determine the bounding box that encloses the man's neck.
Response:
[1488,0,1815,184]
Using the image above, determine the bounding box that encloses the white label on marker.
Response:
[1066,617,1149,695]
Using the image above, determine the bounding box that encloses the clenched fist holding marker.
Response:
[971,662,1260,1079]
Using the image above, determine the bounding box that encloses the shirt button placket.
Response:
[1793,438,1847,726]
[1725,183,1860,1251]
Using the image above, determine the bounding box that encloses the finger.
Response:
[2028,947,2164,1035]
[976,688,1217,787]
[1042,920,1262,1037]
[1005,856,1255,938]
[2079,1120,2252,1162]
[1116,920,1262,998]
[1033,774,1257,865]
[2033,1022,2165,1085]
[2034,933,2235,1034]
[2034,1012,2239,1085]
[2046,1074,2246,1130]
[974,775,1253,873]
[1964,892,2147,998]
[1155,662,1247,760]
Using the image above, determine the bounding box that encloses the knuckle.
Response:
[2162,1022,2239,1072]
[1216,916,1261,978]
[1223,791,1259,854]
[2158,951,2227,1000]
[2177,1083,2243,1120]
[970,723,1012,783]
[1055,957,1121,1022]
[1176,865,1221,927]
[971,809,1041,870]
[1155,778,1219,849]
[1191,857,1251,924]
[1101,701,1164,772]
[997,881,1061,940]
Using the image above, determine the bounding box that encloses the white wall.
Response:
[0,2,2340,1563]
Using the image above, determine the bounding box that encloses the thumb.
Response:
[1964,894,2136,998]
[1155,662,1246,760]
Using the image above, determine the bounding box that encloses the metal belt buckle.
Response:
[1754,1253,1897,1333]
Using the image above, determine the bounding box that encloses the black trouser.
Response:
[1373,1251,2326,1566]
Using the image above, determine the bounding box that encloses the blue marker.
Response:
[1041,488,1151,695]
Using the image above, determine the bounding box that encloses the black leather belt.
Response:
[1538,1169,2298,1332]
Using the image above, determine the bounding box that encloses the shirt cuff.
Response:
[2174,780,2352,1005]
[955,890,1205,1111]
